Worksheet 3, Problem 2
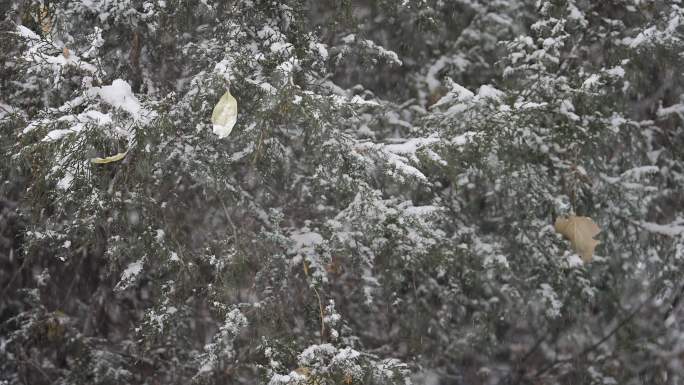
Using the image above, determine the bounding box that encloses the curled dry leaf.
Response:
[90,151,127,164]
[554,215,601,263]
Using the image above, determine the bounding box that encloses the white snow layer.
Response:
[89,79,155,123]
[640,221,684,237]
[115,259,144,291]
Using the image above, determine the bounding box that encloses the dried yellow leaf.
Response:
[302,260,309,277]
[294,367,310,376]
[211,90,238,138]
[90,152,127,164]
[554,215,600,263]
[38,5,52,37]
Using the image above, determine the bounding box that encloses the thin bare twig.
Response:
[528,292,655,381]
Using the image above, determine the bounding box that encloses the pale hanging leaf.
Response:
[554,215,601,263]
[211,90,238,138]
[90,151,127,164]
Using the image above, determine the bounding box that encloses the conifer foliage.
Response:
[1,1,684,384]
